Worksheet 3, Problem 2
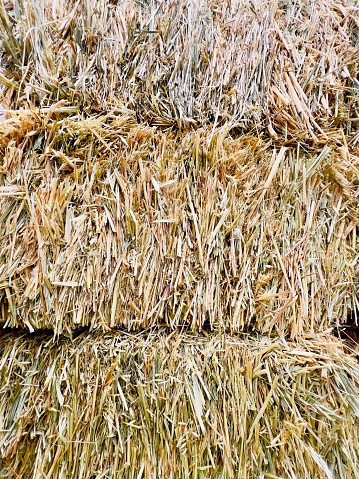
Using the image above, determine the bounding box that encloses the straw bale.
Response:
[0,111,358,335]
[0,1,359,335]
[0,330,358,478]
[0,0,359,138]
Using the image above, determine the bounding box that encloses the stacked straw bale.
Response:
[1,0,359,137]
[1,0,359,335]
[1,331,359,478]
[1,1,359,478]
[0,0,359,336]
[0,113,358,335]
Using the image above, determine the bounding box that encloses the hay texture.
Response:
[0,331,359,478]
[1,0,359,137]
[0,0,359,336]
[0,114,358,335]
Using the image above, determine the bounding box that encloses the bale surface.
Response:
[1,0,359,137]
[1,0,359,335]
[0,331,359,478]
[0,114,358,334]
[1,3,359,478]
